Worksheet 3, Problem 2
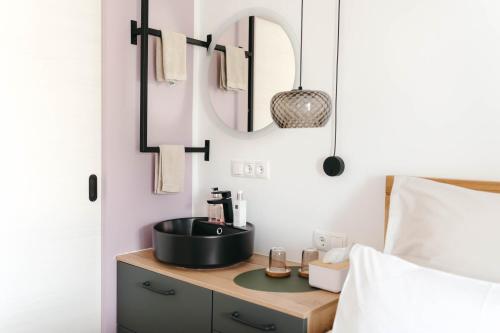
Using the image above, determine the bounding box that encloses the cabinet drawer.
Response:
[213,292,307,333]
[117,262,212,333]
[117,325,135,333]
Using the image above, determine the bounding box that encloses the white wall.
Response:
[193,0,500,262]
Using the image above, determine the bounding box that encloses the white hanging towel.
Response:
[154,145,185,194]
[222,46,247,91]
[155,30,187,84]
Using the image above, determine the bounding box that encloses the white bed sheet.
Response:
[331,245,500,333]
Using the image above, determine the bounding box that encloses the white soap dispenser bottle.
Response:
[233,191,247,228]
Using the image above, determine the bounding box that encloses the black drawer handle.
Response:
[231,311,277,331]
[141,281,175,296]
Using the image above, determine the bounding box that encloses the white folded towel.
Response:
[219,46,247,91]
[154,145,185,194]
[155,30,187,85]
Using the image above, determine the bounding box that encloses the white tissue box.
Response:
[308,260,349,293]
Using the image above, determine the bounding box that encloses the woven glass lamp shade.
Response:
[271,89,332,128]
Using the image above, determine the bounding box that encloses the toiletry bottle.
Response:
[208,187,224,224]
[215,191,224,224]
[208,187,218,223]
[233,190,247,228]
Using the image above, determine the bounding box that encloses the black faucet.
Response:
[207,191,233,225]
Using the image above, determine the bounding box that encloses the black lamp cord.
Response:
[298,0,304,90]
[331,0,341,156]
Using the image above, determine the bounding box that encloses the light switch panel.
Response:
[231,160,244,176]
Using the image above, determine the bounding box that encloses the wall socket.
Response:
[313,230,348,251]
[243,162,255,177]
[231,160,270,179]
[254,161,270,179]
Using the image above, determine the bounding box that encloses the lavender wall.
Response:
[102,0,194,332]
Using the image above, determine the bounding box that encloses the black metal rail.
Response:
[130,0,216,161]
[131,21,252,58]
[130,0,256,159]
[247,16,255,132]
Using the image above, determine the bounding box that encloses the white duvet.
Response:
[331,245,500,333]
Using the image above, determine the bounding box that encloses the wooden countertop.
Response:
[117,249,339,323]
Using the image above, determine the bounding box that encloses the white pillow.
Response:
[385,175,500,282]
[332,245,500,333]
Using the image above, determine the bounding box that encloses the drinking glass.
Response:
[268,247,287,273]
[300,248,319,277]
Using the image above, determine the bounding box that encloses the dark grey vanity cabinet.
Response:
[117,262,212,333]
[118,262,309,333]
[212,292,307,333]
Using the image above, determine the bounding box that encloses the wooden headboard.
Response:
[384,176,500,235]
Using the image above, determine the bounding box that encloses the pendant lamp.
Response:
[271,0,332,128]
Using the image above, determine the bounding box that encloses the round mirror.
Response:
[209,16,296,133]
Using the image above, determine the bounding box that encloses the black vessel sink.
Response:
[153,217,255,268]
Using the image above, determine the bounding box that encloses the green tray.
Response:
[234,267,317,293]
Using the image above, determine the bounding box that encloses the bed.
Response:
[384,175,500,233]
[330,175,500,333]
